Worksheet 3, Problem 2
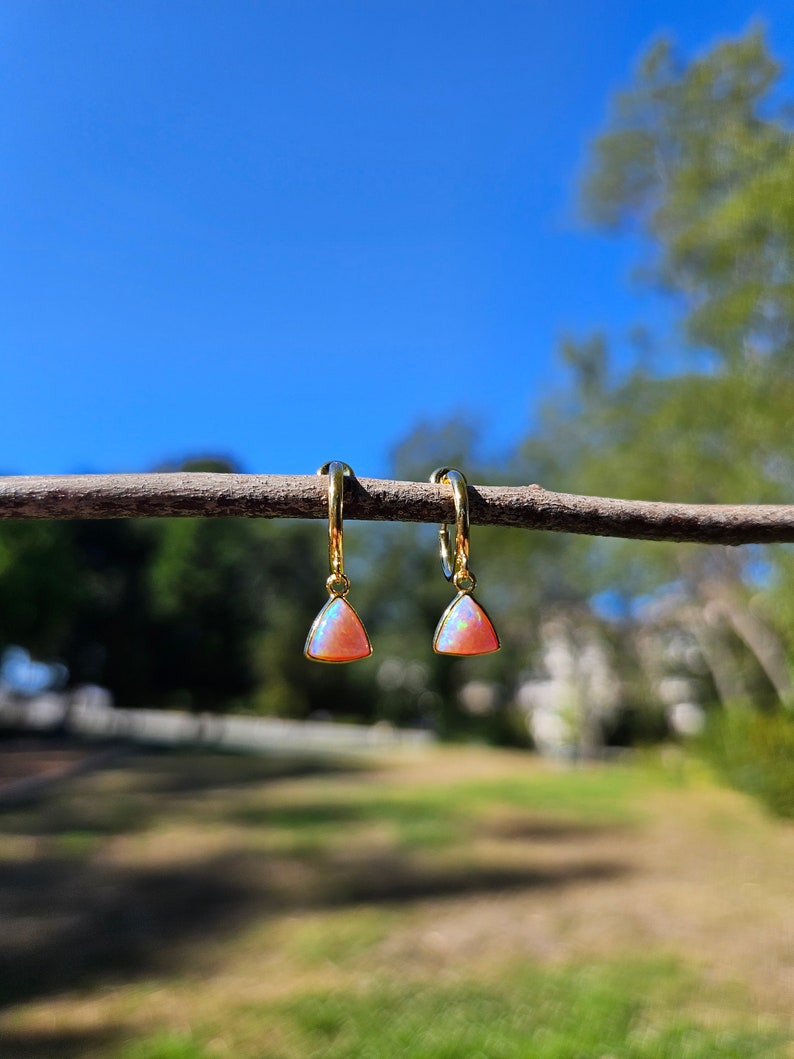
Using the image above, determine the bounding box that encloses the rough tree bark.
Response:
[0,473,793,545]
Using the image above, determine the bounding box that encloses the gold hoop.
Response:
[317,461,355,597]
[430,467,476,593]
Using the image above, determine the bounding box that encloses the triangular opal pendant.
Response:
[433,592,500,656]
[304,596,372,663]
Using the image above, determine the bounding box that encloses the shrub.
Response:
[699,707,794,818]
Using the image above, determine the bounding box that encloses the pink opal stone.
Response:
[433,593,500,656]
[304,596,372,663]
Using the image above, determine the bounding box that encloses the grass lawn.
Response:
[0,743,792,1057]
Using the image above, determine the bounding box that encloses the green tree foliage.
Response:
[0,460,370,719]
[539,25,794,718]
[0,521,83,653]
[573,26,794,496]
[584,28,794,369]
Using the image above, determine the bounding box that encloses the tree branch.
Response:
[0,473,792,545]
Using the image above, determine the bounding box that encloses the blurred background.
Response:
[2,2,794,1056]
[2,0,794,759]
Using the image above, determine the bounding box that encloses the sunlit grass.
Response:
[285,907,400,967]
[118,1036,208,1059]
[117,959,790,1059]
[273,959,789,1059]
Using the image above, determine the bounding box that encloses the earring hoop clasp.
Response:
[317,460,355,597]
[430,467,476,593]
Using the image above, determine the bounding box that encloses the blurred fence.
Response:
[0,689,434,754]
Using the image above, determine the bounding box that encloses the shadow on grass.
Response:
[480,817,621,842]
[0,746,368,838]
[120,748,363,796]
[0,844,628,1006]
[0,1027,124,1059]
[320,852,627,905]
[0,850,266,1009]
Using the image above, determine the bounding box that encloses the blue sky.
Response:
[2,1,793,478]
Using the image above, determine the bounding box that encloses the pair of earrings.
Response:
[304,461,500,663]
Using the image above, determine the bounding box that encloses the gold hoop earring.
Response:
[304,461,372,663]
[430,467,500,656]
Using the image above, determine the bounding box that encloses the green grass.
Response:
[438,764,650,821]
[237,794,468,853]
[51,829,102,857]
[126,959,790,1059]
[286,907,400,967]
[278,963,787,1059]
[232,761,649,860]
[118,1036,211,1059]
